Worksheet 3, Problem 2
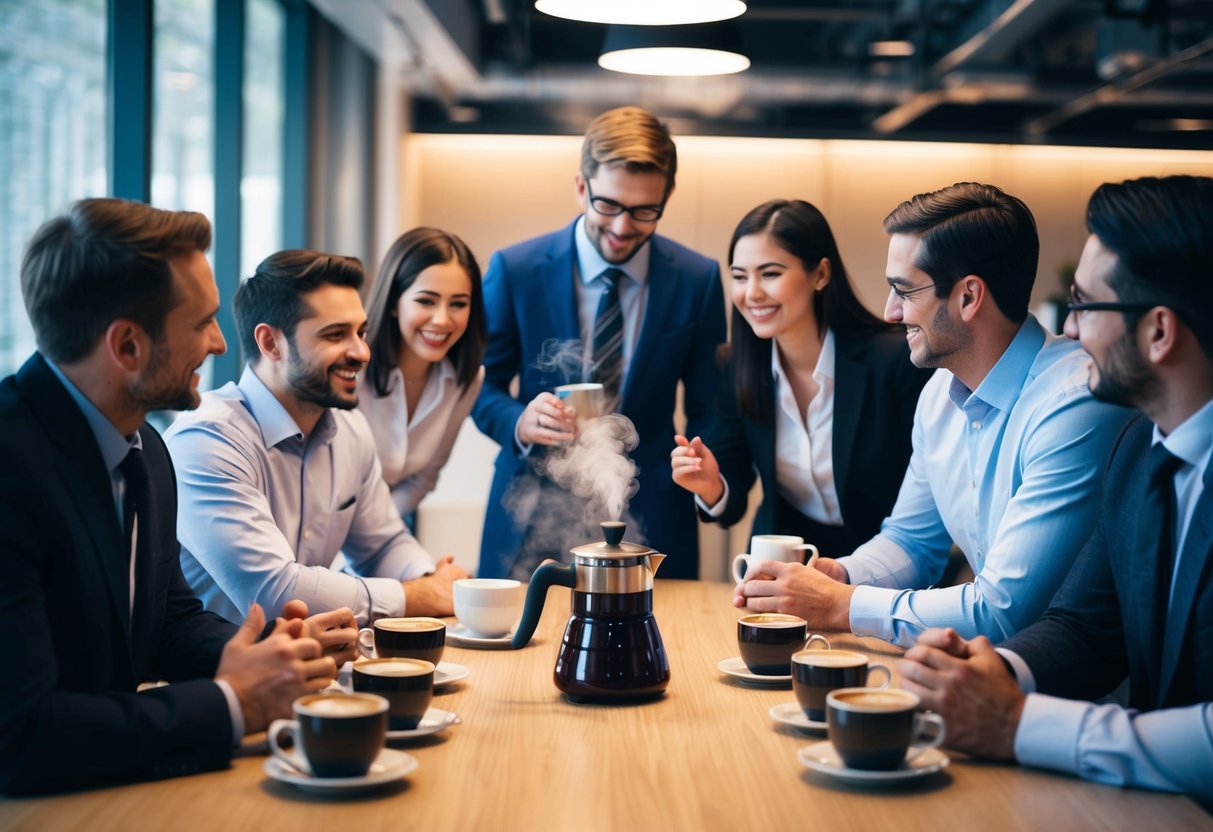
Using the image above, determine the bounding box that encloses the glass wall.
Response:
[241,0,284,278]
[0,0,107,376]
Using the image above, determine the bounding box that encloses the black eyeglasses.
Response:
[585,182,664,223]
[888,281,936,302]
[1066,286,1158,318]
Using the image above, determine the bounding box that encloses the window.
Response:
[241,0,284,278]
[0,0,107,375]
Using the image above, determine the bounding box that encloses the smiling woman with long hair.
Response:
[671,199,931,555]
[359,227,487,522]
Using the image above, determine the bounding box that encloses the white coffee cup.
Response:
[453,578,524,638]
[732,535,819,584]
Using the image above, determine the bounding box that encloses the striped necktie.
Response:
[591,268,625,403]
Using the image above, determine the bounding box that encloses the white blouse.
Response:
[357,360,485,518]
[770,329,843,525]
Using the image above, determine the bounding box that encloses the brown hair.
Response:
[580,106,677,198]
[21,198,212,363]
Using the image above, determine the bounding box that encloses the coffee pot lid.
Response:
[569,521,658,559]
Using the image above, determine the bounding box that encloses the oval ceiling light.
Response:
[536,1,746,26]
[598,22,750,77]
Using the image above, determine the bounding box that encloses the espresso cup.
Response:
[358,617,446,665]
[555,382,605,427]
[792,649,893,722]
[352,658,435,730]
[732,536,819,583]
[453,578,524,638]
[267,692,388,778]
[737,613,829,676]
[826,687,946,771]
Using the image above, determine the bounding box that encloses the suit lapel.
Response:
[1157,467,1213,705]
[831,337,866,503]
[541,226,580,344]
[626,240,676,410]
[20,356,132,639]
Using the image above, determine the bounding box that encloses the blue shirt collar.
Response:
[949,316,1047,415]
[237,365,337,449]
[45,358,140,473]
[574,214,651,288]
[1155,396,1213,481]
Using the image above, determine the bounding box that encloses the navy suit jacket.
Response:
[0,354,237,795]
[1003,414,1213,712]
[472,220,726,579]
[703,329,931,555]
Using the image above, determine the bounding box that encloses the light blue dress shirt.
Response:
[1010,397,1213,799]
[838,316,1131,646]
[166,367,434,627]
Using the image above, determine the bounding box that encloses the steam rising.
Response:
[503,414,642,581]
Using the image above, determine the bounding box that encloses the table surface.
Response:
[2,580,1206,831]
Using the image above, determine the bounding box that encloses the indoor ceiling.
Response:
[382,0,1213,149]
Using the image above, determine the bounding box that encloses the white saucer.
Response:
[446,623,515,648]
[769,702,827,734]
[717,656,792,685]
[387,707,460,740]
[435,661,470,686]
[797,741,950,785]
[263,747,418,793]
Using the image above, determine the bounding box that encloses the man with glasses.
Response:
[472,106,725,579]
[897,174,1213,806]
[735,182,1130,645]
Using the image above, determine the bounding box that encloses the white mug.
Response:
[732,535,818,584]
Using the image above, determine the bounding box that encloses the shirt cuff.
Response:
[361,576,408,622]
[996,648,1037,693]
[1014,693,1088,775]
[694,478,730,517]
[513,419,533,457]
[847,584,900,642]
[214,679,244,746]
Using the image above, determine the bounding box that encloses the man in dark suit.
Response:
[0,199,354,796]
[472,106,726,579]
[897,175,1213,805]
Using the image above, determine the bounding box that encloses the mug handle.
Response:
[731,553,752,585]
[267,719,311,776]
[867,662,893,689]
[793,544,819,568]
[357,627,377,659]
[904,712,947,764]
[803,633,830,651]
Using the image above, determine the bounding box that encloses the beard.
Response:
[909,303,965,369]
[1089,330,1158,408]
[285,350,360,411]
[129,338,199,413]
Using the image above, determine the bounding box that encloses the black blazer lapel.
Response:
[19,355,132,639]
[1157,468,1213,705]
[831,337,867,503]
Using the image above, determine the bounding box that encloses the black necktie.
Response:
[120,447,151,570]
[591,268,625,403]
[1143,443,1182,631]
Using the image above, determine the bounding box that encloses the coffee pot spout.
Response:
[647,553,666,577]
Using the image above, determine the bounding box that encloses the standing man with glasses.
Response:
[472,106,726,579]
[897,175,1213,806]
[735,182,1130,646]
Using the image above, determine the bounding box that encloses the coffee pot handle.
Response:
[510,561,576,648]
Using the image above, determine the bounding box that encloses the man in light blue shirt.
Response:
[167,250,467,627]
[898,175,1213,806]
[735,182,1129,646]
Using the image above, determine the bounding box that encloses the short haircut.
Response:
[883,182,1039,323]
[1087,174,1213,360]
[580,106,677,199]
[21,198,211,363]
[364,227,487,395]
[233,250,365,364]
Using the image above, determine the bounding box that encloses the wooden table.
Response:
[1,580,1206,831]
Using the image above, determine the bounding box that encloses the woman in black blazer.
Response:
[671,199,932,556]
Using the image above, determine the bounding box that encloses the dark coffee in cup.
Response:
[737,613,827,676]
[826,688,946,771]
[358,617,446,665]
[353,658,435,730]
[792,649,892,721]
[268,692,388,778]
